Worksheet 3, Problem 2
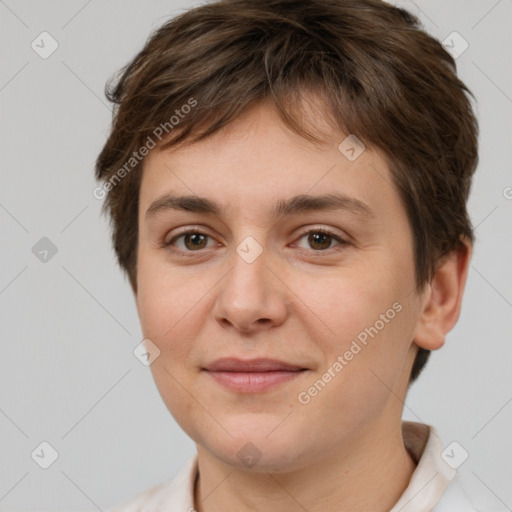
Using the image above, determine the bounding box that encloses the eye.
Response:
[294,228,347,252]
[163,227,348,255]
[165,229,216,252]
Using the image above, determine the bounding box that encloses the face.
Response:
[136,101,426,472]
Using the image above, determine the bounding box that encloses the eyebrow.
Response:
[145,192,375,221]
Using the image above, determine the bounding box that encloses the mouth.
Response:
[202,358,309,393]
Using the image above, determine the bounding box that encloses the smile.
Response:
[203,358,309,393]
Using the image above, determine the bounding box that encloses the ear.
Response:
[413,238,472,351]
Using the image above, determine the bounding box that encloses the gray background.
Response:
[1,0,511,510]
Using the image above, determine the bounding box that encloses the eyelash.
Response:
[163,227,348,256]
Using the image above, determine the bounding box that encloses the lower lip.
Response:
[205,370,306,392]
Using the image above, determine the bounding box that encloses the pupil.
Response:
[310,232,330,250]
[187,233,206,249]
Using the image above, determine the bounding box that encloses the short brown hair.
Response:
[95,0,478,383]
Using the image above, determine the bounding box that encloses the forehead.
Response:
[138,102,403,227]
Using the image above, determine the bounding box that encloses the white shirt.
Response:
[107,421,479,511]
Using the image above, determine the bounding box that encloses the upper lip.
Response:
[204,358,307,372]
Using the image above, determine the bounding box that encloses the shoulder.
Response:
[106,478,175,512]
[105,455,198,512]
[433,472,482,512]
[398,422,485,512]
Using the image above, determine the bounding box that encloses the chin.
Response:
[196,423,312,473]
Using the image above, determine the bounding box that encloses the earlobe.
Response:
[413,238,472,351]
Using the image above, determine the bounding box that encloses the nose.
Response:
[213,240,288,335]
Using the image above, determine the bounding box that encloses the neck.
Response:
[193,419,417,512]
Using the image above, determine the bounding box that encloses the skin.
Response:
[135,99,471,512]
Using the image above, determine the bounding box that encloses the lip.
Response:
[203,358,308,393]
[204,357,306,372]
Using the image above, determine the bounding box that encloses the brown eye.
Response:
[165,229,214,252]
[295,229,346,251]
[183,232,208,250]
[307,232,333,250]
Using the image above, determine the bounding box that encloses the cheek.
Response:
[136,244,190,323]
[136,252,194,352]
[295,263,417,395]
[136,258,206,429]
[294,267,401,347]
[136,251,225,381]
